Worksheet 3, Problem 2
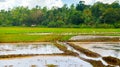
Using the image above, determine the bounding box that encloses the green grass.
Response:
[0,34,72,43]
[1,27,120,34]
[0,27,120,43]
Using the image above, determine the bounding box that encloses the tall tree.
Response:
[11,7,30,26]
[83,8,93,25]
[25,9,43,26]
[101,8,120,24]
[76,1,86,11]
[68,11,84,25]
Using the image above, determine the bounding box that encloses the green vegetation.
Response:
[0,1,120,28]
[0,27,120,43]
[1,27,120,34]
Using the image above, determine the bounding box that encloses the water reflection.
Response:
[79,42,120,58]
[0,42,120,67]
[0,56,92,67]
[93,45,120,58]
[0,44,63,55]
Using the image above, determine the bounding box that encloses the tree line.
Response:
[0,1,120,28]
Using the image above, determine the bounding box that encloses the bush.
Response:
[96,23,114,28]
[114,21,120,28]
[48,20,64,27]
[80,24,91,28]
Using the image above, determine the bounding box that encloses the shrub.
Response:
[48,20,64,27]
[114,21,120,28]
[96,23,114,28]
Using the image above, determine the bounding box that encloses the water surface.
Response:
[74,42,120,58]
[0,43,63,55]
[0,56,92,67]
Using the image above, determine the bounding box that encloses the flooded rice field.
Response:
[0,43,63,55]
[0,36,120,67]
[72,42,120,58]
[0,56,92,67]
[0,43,92,67]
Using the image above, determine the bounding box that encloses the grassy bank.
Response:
[0,27,120,43]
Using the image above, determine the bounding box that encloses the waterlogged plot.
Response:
[0,56,92,67]
[74,42,120,58]
[0,43,63,55]
[0,40,120,67]
[92,42,120,58]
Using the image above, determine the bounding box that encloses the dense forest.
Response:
[0,1,120,28]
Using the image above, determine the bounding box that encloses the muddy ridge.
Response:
[103,56,120,66]
[0,53,73,59]
[66,42,101,57]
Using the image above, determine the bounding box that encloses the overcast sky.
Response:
[0,0,117,10]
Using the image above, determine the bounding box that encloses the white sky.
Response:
[81,0,117,5]
[0,0,118,10]
[0,0,63,10]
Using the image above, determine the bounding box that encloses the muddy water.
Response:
[0,43,63,55]
[0,56,92,67]
[0,35,120,67]
[73,42,120,58]
[64,42,120,67]
[0,43,92,67]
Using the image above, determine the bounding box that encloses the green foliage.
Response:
[101,8,120,24]
[0,1,120,28]
[68,10,84,25]
[48,20,64,27]
[114,21,120,28]
[76,1,87,11]
[96,23,114,28]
